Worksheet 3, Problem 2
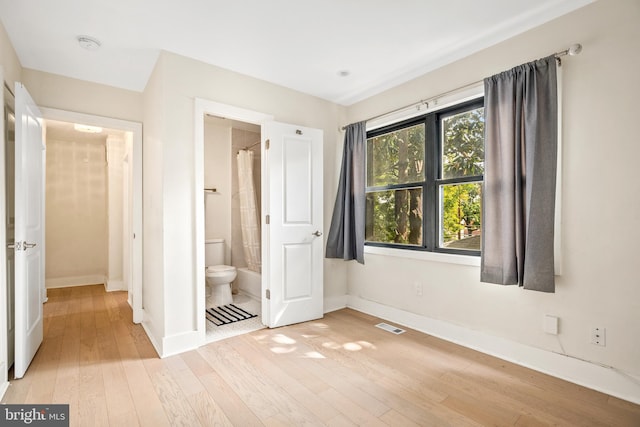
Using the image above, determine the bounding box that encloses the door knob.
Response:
[312,230,322,237]
[23,242,37,249]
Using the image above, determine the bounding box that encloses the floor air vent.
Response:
[375,322,406,335]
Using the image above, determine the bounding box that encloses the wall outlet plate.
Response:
[544,314,559,335]
[590,327,606,346]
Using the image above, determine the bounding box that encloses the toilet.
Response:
[205,238,237,307]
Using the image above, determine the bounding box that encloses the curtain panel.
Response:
[326,121,367,264]
[481,56,558,292]
[237,149,261,273]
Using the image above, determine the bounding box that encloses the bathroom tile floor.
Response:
[205,292,264,343]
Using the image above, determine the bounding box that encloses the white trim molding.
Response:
[347,295,640,405]
[324,295,348,314]
[46,275,106,289]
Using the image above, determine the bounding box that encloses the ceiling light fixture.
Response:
[337,70,351,77]
[77,35,101,51]
[74,123,103,133]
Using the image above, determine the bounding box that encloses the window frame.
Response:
[365,98,485,256]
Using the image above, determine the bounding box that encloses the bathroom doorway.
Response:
[202,114,264,343]
[195,100,325,347]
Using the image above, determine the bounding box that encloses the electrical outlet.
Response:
[590,327,606,346]
[544,315,559,335]
[414,282,423,296]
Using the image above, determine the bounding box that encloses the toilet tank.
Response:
[205,238,225,266]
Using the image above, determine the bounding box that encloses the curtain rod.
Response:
[341,43,582,131]
[237,140,260,154]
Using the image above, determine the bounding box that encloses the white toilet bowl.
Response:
[205,265,237,307]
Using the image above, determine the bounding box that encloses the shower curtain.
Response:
[237,150,261,273]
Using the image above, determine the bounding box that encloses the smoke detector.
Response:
[77,35,101,51]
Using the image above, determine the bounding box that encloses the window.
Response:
[365,99,484,255]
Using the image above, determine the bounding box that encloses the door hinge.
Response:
[266,289,271,300]
[265,139,270,150]
[265,214,270,224]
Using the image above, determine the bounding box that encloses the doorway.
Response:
[195,100,273,345]
[194,99,325,346]
[44,120,130,292]
[39,108,143,324]
[202,114,264,343]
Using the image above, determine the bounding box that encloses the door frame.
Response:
[39,108,144,323]
[0,72,8,397]
[194,99,273,343]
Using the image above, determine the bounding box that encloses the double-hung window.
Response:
[365,98,484,255]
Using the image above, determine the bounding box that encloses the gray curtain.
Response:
[326,121,367,264]
[481,56,558,292]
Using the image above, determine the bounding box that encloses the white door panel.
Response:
[262,122,323,328]
[14,83,44,379]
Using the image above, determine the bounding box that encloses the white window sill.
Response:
[364,245,481,267]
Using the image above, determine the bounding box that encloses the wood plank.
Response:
[112,320,170,427]
[199,341,322,425]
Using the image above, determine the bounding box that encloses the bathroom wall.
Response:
[45,135,108,287]
[203,117,232,263]
[230,127,261,271]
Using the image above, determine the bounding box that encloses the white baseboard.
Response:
[324,294,348,314]
[105,279,125,292]
[347,295,640,405]
[46,275,105,289]
[141,310,163,357]
[161,330,201,358]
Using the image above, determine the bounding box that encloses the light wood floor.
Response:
[2,285,639,426]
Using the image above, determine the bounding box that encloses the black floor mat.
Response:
[206,304,258,326]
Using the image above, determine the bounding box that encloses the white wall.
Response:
[143,51,348,354]
[345,0,640,389]
[141,54,166,344]
[0,22,20,88]
[107,135,125,291]
[122,132,133,299]
[45,137,108,287]
[203,120,232,262]
[22,69,143,122]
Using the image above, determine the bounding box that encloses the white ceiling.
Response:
[0,0,592,106]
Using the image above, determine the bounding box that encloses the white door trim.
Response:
[39,108,144,323]
[194,99,273,344]
[0,69,9,398]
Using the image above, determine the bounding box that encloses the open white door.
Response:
[13,83,44,379]
[262,122,323,328]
